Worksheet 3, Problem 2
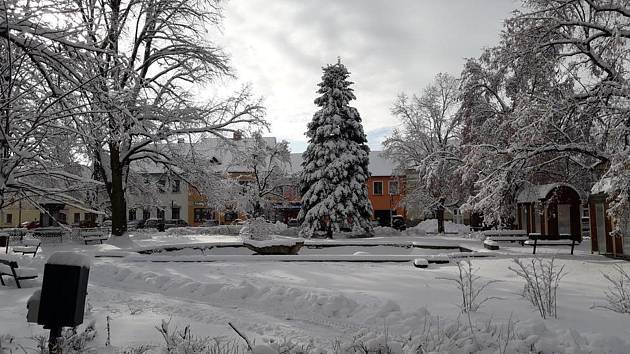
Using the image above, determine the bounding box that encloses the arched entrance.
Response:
[517,183,584,239]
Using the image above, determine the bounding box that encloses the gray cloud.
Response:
[212,0,518,152]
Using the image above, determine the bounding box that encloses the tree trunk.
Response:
[436,197,445,234]
[110,146,127,236]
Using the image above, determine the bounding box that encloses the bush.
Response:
[509,257,566,319]
[597,264,630,314]
[438,259,500,313]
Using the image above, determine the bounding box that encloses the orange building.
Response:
[367,175,406,226]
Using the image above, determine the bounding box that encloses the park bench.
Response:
[482,230,529,249]
[0,258,38,288]
[482,230,529,243]
[32,227,65,243]
[12,239,41,257]
[524,233,580,255]
[78,228,109,245]
[0,235,40,256]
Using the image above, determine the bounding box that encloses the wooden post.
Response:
[48,326,62,354]
[533,237,538,255]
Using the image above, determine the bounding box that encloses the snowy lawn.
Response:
[0,231,629,353]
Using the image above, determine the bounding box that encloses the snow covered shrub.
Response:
[0,334,26,353]
[121,344,154,354]
[58,321,98,353]
[597,264,630,314]
[29,322,98,354]
[438,259,499,313]
[239,218,278,241]
[510,257,566,319]
[157,320,247,354]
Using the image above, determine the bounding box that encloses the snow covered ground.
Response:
[1,228,629,353]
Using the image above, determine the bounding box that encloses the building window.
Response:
[158,179,166,193]
[6,213,12,224]
[172,180,181,193]
[128,209,136,221]
[74,213,81,224]
[373,181,383,195]
[143,209,150,220]
[171,207,180,220]
[388,180,399,195]
[157,208,165,220]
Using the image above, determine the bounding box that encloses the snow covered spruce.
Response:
[298,60,373,238]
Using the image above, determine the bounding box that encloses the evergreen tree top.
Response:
[315,62,356,108]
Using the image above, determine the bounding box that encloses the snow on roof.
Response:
[591,177,613,195]
[46,252,92,268]
[288,151,399,176]
[516,183,585,203]
[130,136,279,174]
[368,151,398,176]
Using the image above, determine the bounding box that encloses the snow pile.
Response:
[408,219,471,235]
[373,226,428,237]
[92,262,361,321]
[239,218,287,241]
[165,225,242,236]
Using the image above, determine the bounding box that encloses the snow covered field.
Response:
[1,228,630,353]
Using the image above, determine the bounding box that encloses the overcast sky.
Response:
[212,1,518,152]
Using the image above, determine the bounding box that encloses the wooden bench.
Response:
[0,258,38,288]
[482,230,529,246]
[12,239,41,257]
[32,227,65,243]
[525,233,580,255]
[79,228,109,245]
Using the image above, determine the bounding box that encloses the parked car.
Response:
[20,221,40,230]
[127,219,145,230]
[143,218,162,229]
[287,218,300,227]
[79,219,98,228]
[391,215,407,231]
[203,219,218,226]
[165,219,188,229]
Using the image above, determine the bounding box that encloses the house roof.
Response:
[516,182,586,203]
[288,151,399,176]
[130,136,279,175]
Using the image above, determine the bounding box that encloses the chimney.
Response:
[233,130,242,141]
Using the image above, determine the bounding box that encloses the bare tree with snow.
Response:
[384,73,463,233]
[230,133,291,218]
[0,0,102,215]
[457,0,629,226]
[61,0,266,235]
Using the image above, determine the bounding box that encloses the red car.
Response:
[20,221,40,229]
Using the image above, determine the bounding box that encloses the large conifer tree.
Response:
[298,61,373,237]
